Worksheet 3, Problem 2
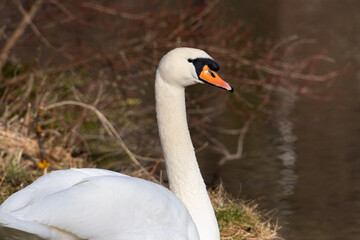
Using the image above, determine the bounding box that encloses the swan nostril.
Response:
[209,70,215,78]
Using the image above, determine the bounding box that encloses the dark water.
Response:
[207,1,360,239]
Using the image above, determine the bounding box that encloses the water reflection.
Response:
[209,1,360,240]
[275,90,297,198]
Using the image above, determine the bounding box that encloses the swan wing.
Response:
[0,168,127,213]
[0,169,199,240]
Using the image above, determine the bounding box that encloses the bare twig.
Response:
[0,126,73,163]
[209,89,273,167]
[80,2,147,20]
[0,26,7,40]
[167,0,220,40]
[148,157,163,181]
[217,116,254,166]
[1,44,154,88]
[49,0,75,19]
[207,46,339,82]
[43,100,158,182]
[0,0,44,76]
[15,0,53,49]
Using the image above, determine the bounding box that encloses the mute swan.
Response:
[0,47,233,240]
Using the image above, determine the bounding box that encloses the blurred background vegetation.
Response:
[0,0,334,174]
[0,0,346,239]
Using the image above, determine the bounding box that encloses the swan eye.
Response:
[187,59,193,63]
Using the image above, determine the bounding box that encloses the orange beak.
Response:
[199,65,233,92]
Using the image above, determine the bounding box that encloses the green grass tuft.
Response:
[210,187,281,240]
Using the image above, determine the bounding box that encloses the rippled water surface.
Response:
[204,1,360,239]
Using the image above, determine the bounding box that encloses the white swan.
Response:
[0,47,233,240]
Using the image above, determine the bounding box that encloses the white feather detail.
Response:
[0,168,199,240]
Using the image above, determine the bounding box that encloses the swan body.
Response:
[0,47,232,240]
[0,169,198,240]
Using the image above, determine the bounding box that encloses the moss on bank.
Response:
[211,187,280,240]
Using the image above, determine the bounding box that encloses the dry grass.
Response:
[0,120,89,203]
[210,186,281,240]
[0,125,75,166]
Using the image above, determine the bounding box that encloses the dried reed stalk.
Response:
[0,126,72,163]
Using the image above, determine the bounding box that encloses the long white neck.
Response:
[155,72,220,240]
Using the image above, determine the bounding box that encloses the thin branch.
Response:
[217,116,254,167]
[49,0,75,19]
[80,2,147,20]
[207,46,339,82]
[167,0,220,40]
[43,100,158,182]
[0,0,44,76]
[216,89,272,167]
[15,0,53,49]
[148,157,162,181]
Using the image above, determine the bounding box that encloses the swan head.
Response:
[157,47,233,91]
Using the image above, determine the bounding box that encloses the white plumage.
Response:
[0,48,232,240]
[1,169,198,240]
